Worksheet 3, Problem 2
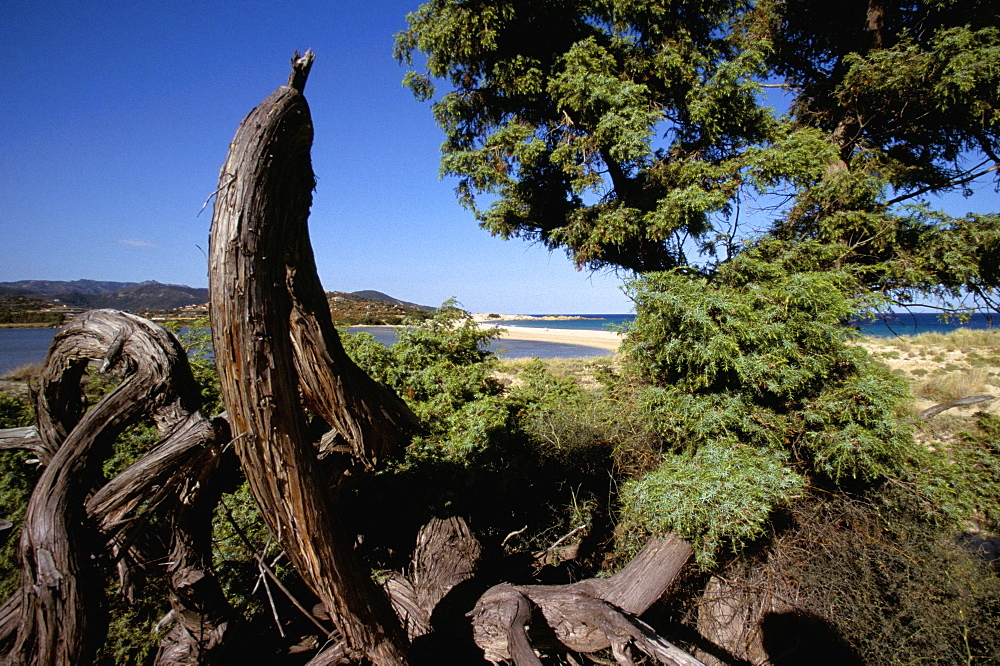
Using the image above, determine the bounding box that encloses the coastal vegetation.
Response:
[0,0,998,662]
[0,316,996,662]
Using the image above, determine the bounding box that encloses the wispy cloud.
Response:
[118,238,158,248]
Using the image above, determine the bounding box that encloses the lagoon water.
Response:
[0,324,614,376]
[0,328,57,376]
[1,312,994,376]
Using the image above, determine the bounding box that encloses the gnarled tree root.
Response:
[0,310,233,665]
[468,535,703,665]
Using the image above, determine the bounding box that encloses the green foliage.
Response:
[620,443,803,566]
[0,392,33,428]
[607,248,922,564]
[399,0,1000,309]
[343,301,510,463]
[0,310,64,326]
[0,448,39,600]
[396,0,773,272]
[211,481,280,623]
[397,0,999,578]
[508,359,618,476]
[102,420,158,480]
[621,253,916,485]
[342,310,623,570]
[800,368,914,481]
[0,392,39,599]
[164,318,222,414]
[93,582,164,666]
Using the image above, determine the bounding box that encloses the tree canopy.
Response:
[396,0,1000,310]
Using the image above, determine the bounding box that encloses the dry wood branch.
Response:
[469,535,700,665]
[469,585,541,666]
[286,202,419,467]
[917,394,995,421]
[382,516,482,641]
[3,310,213,664]
[0,426,49,463]
[152,419,233,665]
[581,535,693,616]
[208,51,410,664]
[0,310,235,665]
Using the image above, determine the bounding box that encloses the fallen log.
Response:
[469,535,702,665]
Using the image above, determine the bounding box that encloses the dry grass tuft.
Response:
[916,367,992,402]
[1,363,42,382]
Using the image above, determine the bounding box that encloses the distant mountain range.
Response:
[0,280,210,312]
[0,280,433,317]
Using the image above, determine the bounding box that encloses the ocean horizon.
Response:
[501,312,999,338]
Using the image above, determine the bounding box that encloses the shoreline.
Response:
[346,322,623,353]
[479,323,622,351]
[471,313,606,323]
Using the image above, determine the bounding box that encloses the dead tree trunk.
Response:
[208,50,417,665]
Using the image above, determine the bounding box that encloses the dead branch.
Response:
[469,535,700,665]
[917,394,995,421]
[1,310,226,665]
[0,426,49,463]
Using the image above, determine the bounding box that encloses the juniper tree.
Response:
[398,3,1000,657]
[396,0,1000,309]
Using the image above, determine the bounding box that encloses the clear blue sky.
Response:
[0,0,633,314]
[2,2,995,314]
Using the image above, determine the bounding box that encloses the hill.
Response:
[348,290,433,312]
[0,280,434,327]
[0,280,209,312]
[326,291,433,325]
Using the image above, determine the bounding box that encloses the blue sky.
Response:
[2,2,995,314]
[0,0,633,314]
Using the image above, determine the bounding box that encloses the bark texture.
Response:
[207,50,416,665]
[381,516,482,641]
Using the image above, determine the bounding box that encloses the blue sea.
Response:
[1,312,995,376]
[497,312,999,339]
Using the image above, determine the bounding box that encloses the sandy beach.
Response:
[480,323,622,352]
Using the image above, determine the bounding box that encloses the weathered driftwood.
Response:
[208,50,416,664]
[152,419,233,666]
[382,515,482,641]
[0,426,48,463]
[917,394,995,421]
[469,535,702,666]
[0,310,232,665]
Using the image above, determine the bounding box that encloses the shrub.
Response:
[343,300,508,464]
[619,443,805,566]
[613,247,920,564]
[766,491,1000,663]
[0,392,33,428]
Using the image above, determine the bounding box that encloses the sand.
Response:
[480,323,622,351]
